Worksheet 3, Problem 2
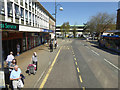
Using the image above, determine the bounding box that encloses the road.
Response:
[20,39,119,89]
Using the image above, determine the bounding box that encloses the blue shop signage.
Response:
[43,29,53,33]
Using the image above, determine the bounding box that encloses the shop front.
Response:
[0,21,21,60]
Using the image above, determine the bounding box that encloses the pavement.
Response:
[10,39,64,88]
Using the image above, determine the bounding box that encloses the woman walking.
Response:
[32,52,38,71]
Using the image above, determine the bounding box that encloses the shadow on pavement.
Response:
[91,45,119,56]
[38,48,49,52]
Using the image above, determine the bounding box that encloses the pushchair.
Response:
[27,64,36,75]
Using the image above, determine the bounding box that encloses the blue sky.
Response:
[40,2,118,25]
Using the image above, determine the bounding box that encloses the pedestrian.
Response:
[50,42,53,52]
[54,40,57,49]
[32,52,38,71]
[10,65,23,89]
[17,43,20,56]
[6,51,14,67]
[9,59,17,72]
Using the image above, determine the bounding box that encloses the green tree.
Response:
[60,22,70,37]
[73,25,77,38]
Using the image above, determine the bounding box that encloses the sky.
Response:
[40,2,118,25]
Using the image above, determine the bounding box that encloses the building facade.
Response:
[56,25,85,37]
[0,0,55,59]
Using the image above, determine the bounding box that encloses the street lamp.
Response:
[54,0,63,40]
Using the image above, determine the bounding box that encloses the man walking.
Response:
[6,52,14,67]
[54,40,57,49]
[10,65,22,89]
[50,41,53,52]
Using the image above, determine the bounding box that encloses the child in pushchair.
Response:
[27,64,36,75]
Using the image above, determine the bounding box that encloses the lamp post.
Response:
[54,0,63,40]
[0,31,2,71]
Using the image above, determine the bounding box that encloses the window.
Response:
[7,2,13,17]
[32,14,34,22]
[21,8,24,19]
[20,0,23,6]
[25,3,27,8]
[35,15,37,25]
[29,12,31,22]
[14,0,18,3]
[15,4,19,18]
[32,2,35,8]
[25,0,27,3]
[0,0,4,15]
[29,5,31,11]
[25,10,28,21]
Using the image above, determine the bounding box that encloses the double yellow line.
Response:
[40,47,62,88]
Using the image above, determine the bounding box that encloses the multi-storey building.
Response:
[56,25,85,37]
[0,0,55,59]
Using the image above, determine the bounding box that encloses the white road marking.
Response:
[34,71,45,88]
[49,61,51,65]
[91,50,100,56]
[85,46,90,49]
[104,58,120,71]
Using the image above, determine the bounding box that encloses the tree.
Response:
[60,22,70,37]
[60,23,65,37]
[73,25,77,38]
[87,12,116,37]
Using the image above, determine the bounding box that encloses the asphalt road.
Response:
[19,38,119,89]
[39,39,119,89]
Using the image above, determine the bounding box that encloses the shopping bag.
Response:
[17,79,24,88]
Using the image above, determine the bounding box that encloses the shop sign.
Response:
[43,29,54,33]
[0,21,19,30]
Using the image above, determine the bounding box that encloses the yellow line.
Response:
[83,87,85,90]
[74,58,76,61]
[75,62,77,65]
[39,47,62,88]
[79,75,83,83]
[77,67,80,73]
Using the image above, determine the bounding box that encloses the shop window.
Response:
[0,0,5,15]
[7,2,13,17]
[15,4,19,18]
[21,7,24,19]
[25,10,28,21]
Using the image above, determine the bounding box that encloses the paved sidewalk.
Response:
[12,39,63,88]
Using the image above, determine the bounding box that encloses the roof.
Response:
[56,25,85,27]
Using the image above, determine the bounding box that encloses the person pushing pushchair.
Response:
[49,41,53,52]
